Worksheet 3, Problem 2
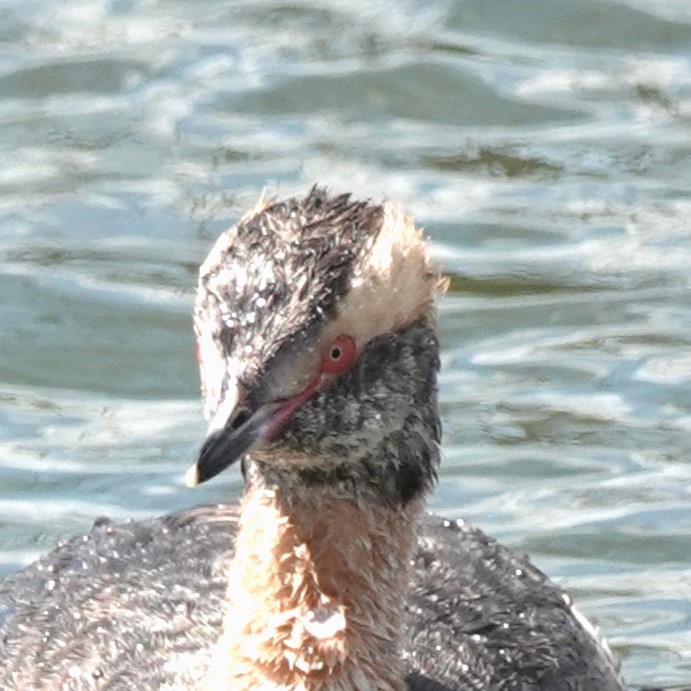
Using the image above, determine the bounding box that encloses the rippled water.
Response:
[1,0,690,687]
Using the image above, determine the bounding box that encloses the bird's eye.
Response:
[321,335,356,374]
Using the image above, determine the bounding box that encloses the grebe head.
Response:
[187,187,444,502]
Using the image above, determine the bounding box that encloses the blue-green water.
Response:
[1,0,690,686]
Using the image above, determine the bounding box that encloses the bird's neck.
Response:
[206,472,423,691]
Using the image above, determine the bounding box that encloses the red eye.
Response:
[321,335,356,374]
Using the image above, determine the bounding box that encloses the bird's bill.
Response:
[186,374,322,487]
[185,401,280,487]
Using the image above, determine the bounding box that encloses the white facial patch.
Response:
[197,332,232,421]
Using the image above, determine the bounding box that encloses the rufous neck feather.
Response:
[204,480,422,690]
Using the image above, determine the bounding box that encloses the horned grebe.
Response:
[0,188,624,690]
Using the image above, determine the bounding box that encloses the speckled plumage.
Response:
[0,187,625,690]
[0,508,622,690]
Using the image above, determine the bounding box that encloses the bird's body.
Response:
[0,188,625,690]
[0,506,621,690]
